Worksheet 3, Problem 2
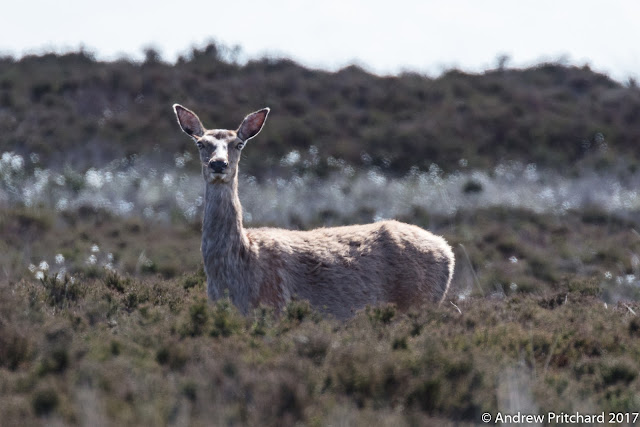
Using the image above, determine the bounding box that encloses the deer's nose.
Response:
[208,160,229,173]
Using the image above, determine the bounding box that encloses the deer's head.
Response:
[173,105,269,184]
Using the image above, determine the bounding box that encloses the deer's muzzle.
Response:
[208,160,229,174]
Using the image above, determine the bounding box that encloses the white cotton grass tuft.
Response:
[7,149,640,224]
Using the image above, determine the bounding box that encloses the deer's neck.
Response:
[202,176,249,255]
[201,176,254,312]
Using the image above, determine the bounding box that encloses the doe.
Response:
[173,105,455,318]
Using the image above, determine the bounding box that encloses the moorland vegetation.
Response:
[2,45,640,425]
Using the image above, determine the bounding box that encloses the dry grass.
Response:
[2,206,640,425]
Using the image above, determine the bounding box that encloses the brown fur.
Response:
[173,104,455,318]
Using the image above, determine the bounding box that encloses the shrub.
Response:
[284,299,318,323]
[251,306,276,336]
[37,348,69,376]
[0,327,31,370]
[102,270,131,293]
[601,360,637,386]
[209,297,243,338]
[156,342,188,371]
[295,332,330,365]
[180,298,209,337]
[182,269,205,290]
[406,378,441,412]
[32,388,59,416]
[366,304,397,325]
[39,273,86,308]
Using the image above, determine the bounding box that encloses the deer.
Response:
[173,104,455,318]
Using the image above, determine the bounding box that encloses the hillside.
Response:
[1,44,640,176]
[3,45,640,424]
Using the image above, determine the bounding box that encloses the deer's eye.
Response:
[196,141,204,149]
[236,142,245,151]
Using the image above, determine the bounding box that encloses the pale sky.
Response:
[1,0,639,82]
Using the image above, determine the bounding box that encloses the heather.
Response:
[2,46,640,425]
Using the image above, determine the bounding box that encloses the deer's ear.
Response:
[173,104,205,138]
[237,108,270,142]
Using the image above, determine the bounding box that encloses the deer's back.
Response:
[246,220,454,318]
